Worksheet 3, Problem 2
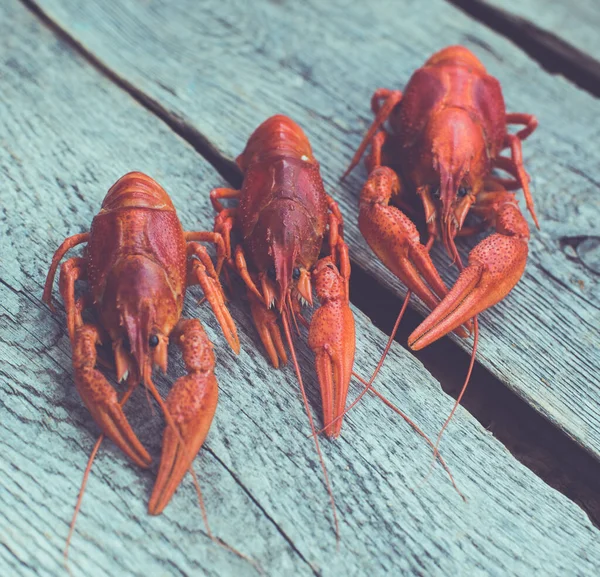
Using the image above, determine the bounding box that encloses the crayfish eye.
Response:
[292,267,301,280]
[458,187,469,198]
[148,335,159,348]
[432,187,441,200]
[267,265,276,281]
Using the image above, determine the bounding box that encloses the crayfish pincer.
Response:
[43,172,240,525]
[210,115,356,536]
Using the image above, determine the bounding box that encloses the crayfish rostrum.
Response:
[43,172,239,519]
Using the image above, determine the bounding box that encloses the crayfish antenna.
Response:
[352,372,465,501]
[287,293,302,337]
[65,375,139,565]
[64,435,103,567]
[189,468,263,574]
[144,370,182,440]
[418,246,478,480]
[427,316,479,477]
[143,380,158,417]
[281,306,340,545]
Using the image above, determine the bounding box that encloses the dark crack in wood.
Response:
[448,0,600,97]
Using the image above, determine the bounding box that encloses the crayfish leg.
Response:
[209,187,240,213]
[498,133,540,229]
[57,257,87,342]
[185,231,227,274]
[325,194,351,297]
[342,89,402,179]
[505,112,538,142]
[248,289,287,368]
[187,242,240,354]
[365,130,390,174]
[42,232,89,311]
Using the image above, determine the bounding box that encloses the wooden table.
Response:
[1,0,599,575]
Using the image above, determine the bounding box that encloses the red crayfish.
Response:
[43,172,241,554]
[343,46,537,447]
[210,115,355,534]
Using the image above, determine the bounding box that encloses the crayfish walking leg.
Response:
[342,89,403,179]
[185,234,240,354]
[248,290,288,368]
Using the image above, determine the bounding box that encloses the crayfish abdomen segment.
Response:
[101,171,176,210]
[425,45,487,71]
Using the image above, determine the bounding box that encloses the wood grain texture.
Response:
[480,0,600,62]
[448,0,600,98]
[26,0,600,461]
[2,1,600,575]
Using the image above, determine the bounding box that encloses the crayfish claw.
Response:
[149,320,218,515]
[308,259,356,438]
[72,325,151,468]
[409,232,528,350]
[359,167,473,339]
[148,372,218,514]
[359,168,446,308]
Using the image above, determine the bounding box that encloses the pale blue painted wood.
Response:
[27,0,600,462]
[1,1,600,576]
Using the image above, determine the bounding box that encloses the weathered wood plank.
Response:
[478,0,600,62]
[27,0,600,461]
[2,1,600,575]
[448,0,600,98]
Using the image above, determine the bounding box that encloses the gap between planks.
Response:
[351,266,600,529]
[18,0,600,530]
[19,0,242,187]
[447,0,600,98]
